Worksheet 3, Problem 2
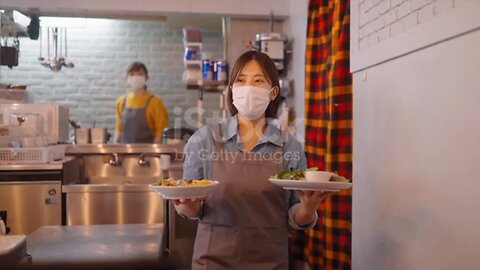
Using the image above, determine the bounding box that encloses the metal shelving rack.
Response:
[195,80,227,128]
[184,18,229,128]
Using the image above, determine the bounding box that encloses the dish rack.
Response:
[0,145,67,164]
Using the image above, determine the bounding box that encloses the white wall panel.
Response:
[352,23,480,270]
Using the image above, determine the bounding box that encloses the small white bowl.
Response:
[304,171,333,182]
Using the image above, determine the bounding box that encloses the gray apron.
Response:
[192,124,289,270]
[120,94,154,143]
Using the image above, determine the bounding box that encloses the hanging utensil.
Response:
[37,27,44,62]
[40,27,51,68]
[62,28,74,68]
[13,37,20,51]
[68,119,80,129]
[58,28,64,65]
[50,27,62,71]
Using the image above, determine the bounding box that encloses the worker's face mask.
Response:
[127,75,146,92]
[232,85,274,120]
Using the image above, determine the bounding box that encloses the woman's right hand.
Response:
[173,198,203,218]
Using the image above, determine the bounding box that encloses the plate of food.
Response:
[269,167,352,191]
[150,179,219,200]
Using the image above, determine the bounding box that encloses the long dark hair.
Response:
[226,51,280,118]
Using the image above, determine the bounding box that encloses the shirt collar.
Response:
[221,115,237,142]
[221,115,284,147]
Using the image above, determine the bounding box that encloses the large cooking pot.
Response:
[0,47,18,68]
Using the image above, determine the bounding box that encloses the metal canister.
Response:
[215,59,228,82]
[202,59,213,81]
[212,61,218,81]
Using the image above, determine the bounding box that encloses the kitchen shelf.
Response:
[183,60,202,67]
[201,80,226,87]
[186,80,226,92]
[200,80,227,92]
[183,41,203,48]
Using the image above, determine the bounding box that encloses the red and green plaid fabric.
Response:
[292,0,353,269]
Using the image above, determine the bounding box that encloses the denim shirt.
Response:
[182,115,317,229]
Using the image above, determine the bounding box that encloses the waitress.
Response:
[175,51,331,269]
[113,62,169,143]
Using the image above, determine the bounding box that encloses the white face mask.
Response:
[232,85,273,120]
[127,75,146,92]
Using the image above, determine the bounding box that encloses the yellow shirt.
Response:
[115,91,169,137]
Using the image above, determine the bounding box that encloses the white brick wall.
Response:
[357,0,470,50]
[0,17,224,137]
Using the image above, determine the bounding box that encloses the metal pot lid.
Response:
[9,84,27,90]
[0,84,27,90]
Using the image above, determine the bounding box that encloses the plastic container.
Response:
[75,128,90,144]
[182,27,203,43]
[0,145,67,164]
[90,128,107,144]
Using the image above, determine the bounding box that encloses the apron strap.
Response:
[143,94,154,108]
[121,95,127,110]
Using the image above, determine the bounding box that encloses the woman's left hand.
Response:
[298,190,334,211]
[294,190,335,226]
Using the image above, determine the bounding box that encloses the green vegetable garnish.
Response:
[273,167,318,180]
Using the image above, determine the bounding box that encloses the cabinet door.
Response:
[0,181,61,235]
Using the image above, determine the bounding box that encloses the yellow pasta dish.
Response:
[154,179,215,186]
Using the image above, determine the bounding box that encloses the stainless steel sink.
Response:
[79,154,184,181]
[62,152,184,226]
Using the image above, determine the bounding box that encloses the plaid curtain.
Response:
[292,0,353,269]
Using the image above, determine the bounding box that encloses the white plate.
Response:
[269,178,352,191]
[149,181,220,200]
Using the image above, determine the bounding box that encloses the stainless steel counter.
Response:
[21,224,172,270]
[65,143,185,155]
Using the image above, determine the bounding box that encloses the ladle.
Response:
[62,28,74,68]
[50,27,62,72]
[40,27,51,68]
[37,27,44,62]
[58,28,64,65]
